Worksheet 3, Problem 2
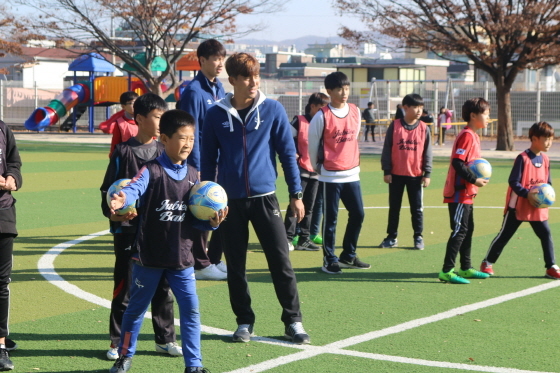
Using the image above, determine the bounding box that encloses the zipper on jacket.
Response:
[242,122,251,197]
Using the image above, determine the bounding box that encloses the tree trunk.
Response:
[494,78,514,151]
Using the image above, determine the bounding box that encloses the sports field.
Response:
[9,141,560,372]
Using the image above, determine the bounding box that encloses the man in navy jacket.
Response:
[201,53,311,345]
[179,39,227,281]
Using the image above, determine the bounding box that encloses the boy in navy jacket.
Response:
[179,39,227,281]
[109,110,227,373]
[201,52,310,345]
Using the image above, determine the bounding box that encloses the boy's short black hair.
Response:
[324,72,350,90]
[402,93,424,107]
[462,97,490,122]
[197,39,226,60]
[119,91,139,105]
[305,92,330,115]
[367,101,373,106]
[160,109,195,138]
[529,121,554,140]
[133,93,168,121]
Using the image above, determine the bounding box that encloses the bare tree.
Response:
[336,0,560,151]
[19,0,280,98]
[0,5,43,72]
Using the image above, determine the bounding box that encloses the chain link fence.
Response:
[1,78,559,135]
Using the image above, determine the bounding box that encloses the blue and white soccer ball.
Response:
[531,183,555,208]
[467,158,492,180]
[188,181,228,221]
[107,178,137,215]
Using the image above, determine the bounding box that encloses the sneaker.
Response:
[379,237,397,248]
[215,261,227,273]
[480,261,494,275]
[413,236,424,250]
[155,341,183,356]
[458,268,490,279]
[288,242,295,251]
[296,238,320,251]
[4,339,16,352]
[195,264,227,281]
[322,262,342,274]
[232,324,254,343]
[0,347,13,371]
[438,269,470,284]
[284,322,310,344]
[291,236,299,246]
[339,257,371,269]
[109,356,132,373]
[545,265,560,279]
[310,234,323,245]
[107,346,119,360]
[185,368,211,373]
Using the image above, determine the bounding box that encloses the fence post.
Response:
[386,81,391,120]
[483,81,489,136]
[536,81,542,124]
[0,80,3,122]
[34,81,38,110]
[298,81,303,115]
[434,82,439,142]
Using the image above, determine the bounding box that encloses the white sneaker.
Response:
[215,261,227,273]
[155,341,183,356]
[195,264,227,281]
[288,242,295,251]
[106,347,119,360]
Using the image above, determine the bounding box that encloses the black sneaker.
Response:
[232,324,253,343]
[413,236,424,250]
[339,257,371,269]
[109,356,132,373]
[379,237,398,248]
[322,262,342,274]
[0,347,13,371]
[296,238,320,251]
[284,322,310,344]
[185,368,211,373]
[4,339,16,352]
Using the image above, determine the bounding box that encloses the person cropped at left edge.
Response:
[200,52,310,345]
[108,110,227,373]
[0,120,22,372]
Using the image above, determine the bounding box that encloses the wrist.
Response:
[290,191,303,200]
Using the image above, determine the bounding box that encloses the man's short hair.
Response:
[462,97,490,122]
[160,109,195,138]
[119,91,139,105]
[529,121,554,140]
[133,93,168,121]
[197,39,226,60]
[367,101,373,106]
[305,92,330,115]
[225,53,260,78]
[402,94,424,107]
[324,72,350,90]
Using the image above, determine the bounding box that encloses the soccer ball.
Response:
[531,183,555,208]
[188,181,228,221]
[107,178,137,215]
[467,158,492,180]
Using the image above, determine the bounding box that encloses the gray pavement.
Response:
[12,131,560,161]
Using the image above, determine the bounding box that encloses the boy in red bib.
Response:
[480,122,560,279]
[439,98,491,284]
[380,93,432,250]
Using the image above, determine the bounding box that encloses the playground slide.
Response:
[24,84,90,131]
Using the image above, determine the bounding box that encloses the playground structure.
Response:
[24,51,201,132]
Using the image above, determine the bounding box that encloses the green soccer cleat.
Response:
[310,234,323,245]
[292,236,299,246]
[438,269,470,284]
[458,268,490,279]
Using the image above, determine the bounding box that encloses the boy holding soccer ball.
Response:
[439,98,491,284]
[100,93,182,361]
[480,122,560,279]
[109,109,227,373]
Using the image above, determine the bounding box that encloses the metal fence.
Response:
[1,78,559,135]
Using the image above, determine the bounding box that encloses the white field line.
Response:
[37,230,559,373]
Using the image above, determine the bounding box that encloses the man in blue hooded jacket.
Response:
[200,52,311,345]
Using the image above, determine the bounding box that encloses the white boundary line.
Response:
[37,230,559,373]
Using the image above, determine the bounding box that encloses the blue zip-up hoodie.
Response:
[179,71,225,171]
[200,91,301,199]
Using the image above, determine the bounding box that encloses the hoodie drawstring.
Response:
[227,111,234,132]
[255,105,261,130]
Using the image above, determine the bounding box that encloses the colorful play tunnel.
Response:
[25,83,90,131]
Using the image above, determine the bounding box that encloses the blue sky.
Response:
[235,0,367,41]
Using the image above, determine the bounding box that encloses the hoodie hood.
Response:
[215,90,267,132]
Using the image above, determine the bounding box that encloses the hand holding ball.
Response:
[530,183,555,208]
[189,181,228,221]
[467,158,492,180]
[107,179,137,215]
